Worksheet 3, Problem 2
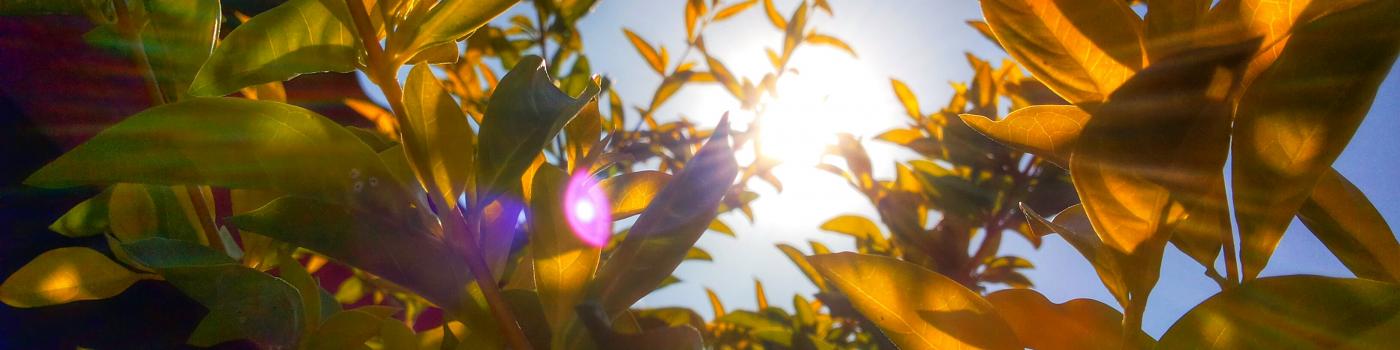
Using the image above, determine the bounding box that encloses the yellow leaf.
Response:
[1021,204,1133,322]
[108,183,158,241]
[713,0,757,21]
[753,279,768,310]
[1229,0,1400,281]
[981,0,1144,104]
[762,0,785,29]
[959,105,1089,168]
[809,252,1019,350]
[529,165,601,336]
[623,28,666,74]
[1158,276,1400,349]
[1143,0,1209,60]
[805,33,856,57]
[598,170,672,220]
[782,1,808,56]
[403,64,476,207]
[1,247,147,308]
[775,244,829,291]
[1298,169,1400,283]
[987,289,1155,350]
[889,78,921,120]
[818,214,887,249]
[706,287,725,318]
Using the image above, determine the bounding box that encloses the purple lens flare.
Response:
[564,171,611,247]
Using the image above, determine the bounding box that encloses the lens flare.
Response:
[564,171,611,247]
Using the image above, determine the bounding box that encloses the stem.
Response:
[184,186,225,253]
[113,0,165,106]
[344,1,532,348]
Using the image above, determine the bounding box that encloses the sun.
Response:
[753,47,885,168]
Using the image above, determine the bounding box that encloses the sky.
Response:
[371,0,1400,338]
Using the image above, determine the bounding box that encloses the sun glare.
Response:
[754,49,885,168]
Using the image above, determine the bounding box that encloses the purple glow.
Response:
[564,172,611,248]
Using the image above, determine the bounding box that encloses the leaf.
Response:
[188,0,360,97]
[0,0,101,15]
[718,310,791,346]
[403,64,475,205]
[889,78,921,120]
[1157,275,1400,349]
[782,1,808,56]
[306,307,399,350]
[529,165,601,337]
[475,55,600,202]
[713,0,756,21]
[598,170,672,220]
[1,247,147,308]
[139,0,221,102]
[819,215,887,249]
[380,317,419,350]
[808,253,1019,350]
[590,117,738,316]
[278,249,322,331]
[577,302,705,350]
[981,0,1144,104]
[706,287,725,318]
[986,289,1154,350]
[1230,0,1400,281]
[25,98,390,201]
[707,219,734,237]
[762,0,786,29]
[230,196,478,316]
[563,100,602,172]
[684,0,701,40]
[805,33,856,57]
[685,247,712,262]
[48,186,115,238]
[959,105,1089,168]
[1298,169,1400,283]
[1071,41,1256,255]
[1143,0,1209,60]
[753,279,768,309]
[1021,204,1132,318]
[386,0,516,62]
[623,29,666,74]
[775,244,828,291]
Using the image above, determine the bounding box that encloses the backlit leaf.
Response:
[960,105,1089,167]
[591,117,737,316]
[25,98,389,201]
[819,215,886,249]
[986,288,1154,350]
[981,0,1144,104]
[713,0,756,21]
[0,247,147,308]
[529,165,601,336]
[598,170,672,220]
[776,244,829,291]
[189,0,360,97]
[476,55,601,202]
[1297,169,1400,283]
[1157,275,1400,349]
[762,0,786,29]
[805,33,856,57]
[404,64,475,205]
[623,29,666,74]
[48,186,114,238]
[890,78,921,120]
[1230,0,1400,281]
[386,0,516,62]
[809,252,1019,350]
[140,0,221,102]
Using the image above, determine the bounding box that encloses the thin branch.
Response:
[113,0,165,106]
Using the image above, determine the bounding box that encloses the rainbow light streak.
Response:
[564,171,611,248]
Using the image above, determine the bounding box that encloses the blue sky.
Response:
[376,0,1400,337]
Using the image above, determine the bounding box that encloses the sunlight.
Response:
[754,48,887,168]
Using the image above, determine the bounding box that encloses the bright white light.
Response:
[573,200,596,222]
[756,47,885,168]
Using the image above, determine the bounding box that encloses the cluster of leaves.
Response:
[761,0,1400,349]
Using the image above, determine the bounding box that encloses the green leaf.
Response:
[278,249,322,331]
[577,302,704,350]
[981,0,1144,104]
[403,64,475,205]
[48,186,114,238]
[959,105,1089,168]
[0,247,148,308]
[1230,0,1400,281]
[387,0,517,62]
[986,288,1154,350]
[529,165,601,337]
[590,118,738,316]
[140,0,221,101]
[1157,276,1400,349]
[718,310,792,346]
[0,0,102,15]
[25,98,389,201]
[189,0,360,97]
[121,237,302,347]
[475,55,601,202]
[306,307,399,350]
[808,252,1019,350]
[599,171,672,221]
[1298,169,1400,283]
[230,196,478,316]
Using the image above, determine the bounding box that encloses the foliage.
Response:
[3,0,1399,349]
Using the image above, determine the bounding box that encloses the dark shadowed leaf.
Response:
[1157,276,1400,349]
[1298,169,1400,283]
[986,288,1153,350]
[189,0,360,96]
